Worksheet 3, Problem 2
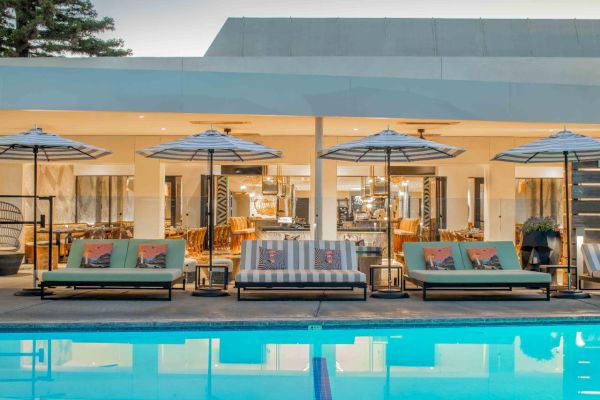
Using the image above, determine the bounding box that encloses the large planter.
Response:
[520,230,561,271]
[0,252,24,276]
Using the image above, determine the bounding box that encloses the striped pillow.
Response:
[314,248,342,270]
[258,247,286,270]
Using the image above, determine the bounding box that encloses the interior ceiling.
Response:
[1,109,600,138]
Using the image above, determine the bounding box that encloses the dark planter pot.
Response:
[0,252,24,276]
[520,230,561,271]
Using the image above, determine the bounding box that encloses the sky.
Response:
[92,0,600,57]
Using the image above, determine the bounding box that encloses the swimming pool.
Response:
[0,323,597,399]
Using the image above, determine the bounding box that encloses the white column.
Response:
[134,138,165,239]
[437,165,471,231]
[313,117,324,240]
[484,160,516,241]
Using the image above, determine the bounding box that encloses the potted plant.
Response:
[520,217,561,270]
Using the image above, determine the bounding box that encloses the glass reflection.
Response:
[0,324,597,400]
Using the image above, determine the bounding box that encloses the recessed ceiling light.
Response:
[139,115,145,119]
[161,127,166,131]
[353,128,359,131]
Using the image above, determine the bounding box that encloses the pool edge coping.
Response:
[1,315,599,332]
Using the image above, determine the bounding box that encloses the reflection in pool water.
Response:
[0,324,597,399]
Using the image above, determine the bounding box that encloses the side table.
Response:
[370,264,403,292]
[195,264,229,290]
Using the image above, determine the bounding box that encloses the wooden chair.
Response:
[213,224,232,254]
[229,217,256,254]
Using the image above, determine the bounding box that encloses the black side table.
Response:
[370,264,403,292]
[195,265,229,290]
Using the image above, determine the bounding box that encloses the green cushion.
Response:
[459,241,521,270]
[66,240,129,269]
[403,242,465,271]
[125,239,185,270]
[42,268,182,283]
[409,270,551,284]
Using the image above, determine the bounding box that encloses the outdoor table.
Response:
[38,227,87,260]
[370,264,403,292]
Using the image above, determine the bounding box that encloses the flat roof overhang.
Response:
[2,61,600,125]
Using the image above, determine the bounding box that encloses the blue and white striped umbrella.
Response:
[137,129,282,161]
[493,130,600,163]
[0,128,111,161]
[318,129,464,161]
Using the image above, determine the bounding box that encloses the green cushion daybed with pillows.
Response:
[403,241,551,300]
[40,239,186,300]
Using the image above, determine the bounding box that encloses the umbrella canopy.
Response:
[0,128,111,160]
[318,129,464,161]
[493,130,600,163]
[137,129,281,161]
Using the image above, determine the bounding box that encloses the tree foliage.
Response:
[0,0,131,57]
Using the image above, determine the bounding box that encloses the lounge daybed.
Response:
[40,239,186,300]
[403,241,551,300]
[235,240,367,300]
[580,243,600,289]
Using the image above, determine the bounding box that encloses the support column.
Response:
[437,165,472,230]
[313,117,324,240]
[484,160,516,241]
[311,117,338,240]
[134,139,165,239]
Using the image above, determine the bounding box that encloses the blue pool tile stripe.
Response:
[312,357,332,400]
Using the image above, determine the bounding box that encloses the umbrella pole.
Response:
[16,147,44,296]
[371,148,408,299]
[552,151,589,299]
[192,149,227,297]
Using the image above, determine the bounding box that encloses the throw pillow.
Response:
[467,247,503,270]
[314,248,342,270]
[136,243,168,268]
[80,242,113,268]
[423,246,456,270]
[258,247,286,269]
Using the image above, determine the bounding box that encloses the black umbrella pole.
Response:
[192,149,227,297]
[552,152,589,299]
[371,148,408,299]
[16,147,45,296]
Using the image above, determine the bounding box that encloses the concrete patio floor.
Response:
[1,270,600,331]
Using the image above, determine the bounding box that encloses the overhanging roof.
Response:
[206,17,600,57]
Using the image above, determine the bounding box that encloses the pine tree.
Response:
[0,0,131,57]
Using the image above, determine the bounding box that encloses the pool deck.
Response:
[1,272,600,331]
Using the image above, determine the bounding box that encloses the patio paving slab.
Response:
[1,273,599,330]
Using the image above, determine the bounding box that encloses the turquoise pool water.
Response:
[0,323,597,399]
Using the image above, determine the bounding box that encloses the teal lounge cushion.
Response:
[67,240,129,269]
[42,268,182,283]
[403,242,464,271]
[409,269,551,284]
[125,239,185,270]
[459,241,521,270]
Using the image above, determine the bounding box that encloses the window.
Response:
[76,176,134,225]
